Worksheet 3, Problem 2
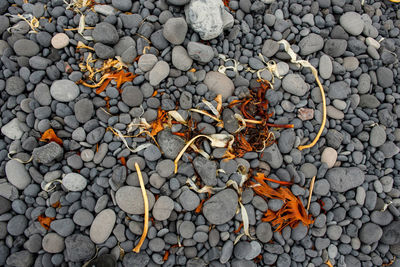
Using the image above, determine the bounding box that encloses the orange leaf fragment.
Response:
[234,222,243,233]
[326,259,333,267]
[195,199,206,214]
[251,174,313,233]
[95,70,138,94]
[51,201,61,209]
[119,157,126,166]
[40,129,63,145]
[150,108,167,136]
[38,215,55,230]
[254,173,293,186]
[163,250,170,261]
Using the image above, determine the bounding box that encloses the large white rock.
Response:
[1,118,24,140]
[62,173,87,191]
[90,209,116,244]
[185,0,234,40]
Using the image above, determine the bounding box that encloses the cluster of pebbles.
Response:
[0,0,400,266]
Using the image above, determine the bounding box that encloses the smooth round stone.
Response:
[74,98,94,123]
[115,186,155,214]
[152,196,174,221]
[179,221,195,239]
[319,54,332,79]
[50,80,80,102]
[73,209,94,227]
[13,39,40,57]
[203,189,238,225]
[321,147,337,168]
[81,149,94,162]
[62,173,87,191]
[138,54,158,72]
[42,233,65,253]
[204,71,234,100]
[90,209,116,244]
[51,33,69,49]
[340,12,364,36]
[5,159,31,190]
[121,85,144,107]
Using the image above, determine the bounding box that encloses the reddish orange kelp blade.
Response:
[38,215,55,230]
[95,70,138,94]
[40,129,63,145]
[251,173,314,232]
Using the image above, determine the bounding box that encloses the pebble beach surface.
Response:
[0,0,400,267]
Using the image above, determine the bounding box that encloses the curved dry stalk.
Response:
[133,162,149,253]
[306,176,316,212]
[278,40,327,151]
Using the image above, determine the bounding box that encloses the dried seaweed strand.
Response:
[278,40,327,151]
[132,162,149,253]
[306,176,316,212]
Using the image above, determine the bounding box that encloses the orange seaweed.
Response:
[234,222,243,233]
[251,173,313,233]
[38,215,55,230]
[96,70,137,94]
[195,199,206,214]
[40,129,63,145]
[150,108,167,136]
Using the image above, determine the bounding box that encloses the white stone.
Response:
[94,5,117,16]
[365,37,380,49]
[185,0,227,40]
[321,147,338,168]
[1,118,23,140]
[62,173,87,191]
[51,33,69,49]
[90,209,116,244]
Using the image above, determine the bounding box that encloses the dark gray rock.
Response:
[381,221,400,245]
[157,129,185,159]
[328,81,351,100]
[324,39,347,57]
[7,215,27,236]
[203,189,238,225]
[65,234,96,262]
[260,143,283,169]
[326,167,365,192]
[74,98,94,123]
[122,252,150,267]
[298,33,324,55]
[50,218,75,237]
[359,223,383,244]
[32,142,63,165]
[377,67,394,88]
[13,39,39,57]
[278,129,295,154]
[163,17,187,45]
[282,74,309,96]
[92,22,119,45]
[6,250,33,267]
[6,76,25,96]
[193,156,217,186]
[94,43,115,59]
[187,41,214,64]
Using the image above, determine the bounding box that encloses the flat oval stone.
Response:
[90,209,116,244]
[50,80,80,102]
[152,196,174,221]
[116,186,155,214]
[204,71,234,100]
[5,159,31,190]
[51,33,69,49]
[62,173,87,191]
[203,189,238,225]
[42,233,65,253]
